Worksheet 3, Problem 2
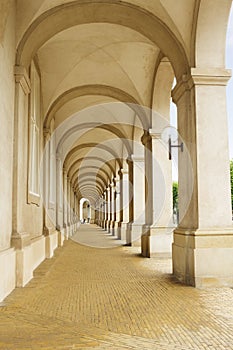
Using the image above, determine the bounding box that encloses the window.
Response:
[28,61,41,204]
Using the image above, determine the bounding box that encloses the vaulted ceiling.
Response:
[15,0,232,203]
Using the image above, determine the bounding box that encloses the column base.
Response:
[0,248,16,302]
[111,221,120,236]
[101,220,105,229]
[141,226,174,258]
[119,222,128,243]
[108,220,114,233]
[173,228,233,288]
[16,235,46,287]
[11,232,30,249]
[69,224,76,237]
[65,225,70,239]
[126,222,144,246]
[111,221,117,236]
[58,229,65,247]
[45,230,58,258]
[104,220,109,231]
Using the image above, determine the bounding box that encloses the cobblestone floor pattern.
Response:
[1,224,233,349]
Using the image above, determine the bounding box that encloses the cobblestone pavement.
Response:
[1,224,233,349]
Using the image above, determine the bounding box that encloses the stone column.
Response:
[141,130,174,257]
[141,132,153,257]
[107,186,112,233]
[70,187,74,236]
[127,155,145,246]
[98,197,102,227]
[104,188,110,231]
[141,58,175,257]
[76,195,80,230]
[63,169,68,239]
[73,190,76,231]
[98,200,102,226]
[43,128,51,237]
[67,177,71,236]
[115,175,121,238]
[94,199,99,225]
[118,168,130,242]
[172,68,233,287]
[102,192,107,229]
[43,128,58,258]
[56,153,62,232]
[110,180,116,235]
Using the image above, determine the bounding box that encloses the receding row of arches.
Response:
[0,0,232,302]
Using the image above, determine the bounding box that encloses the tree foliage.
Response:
[173,181,178,209]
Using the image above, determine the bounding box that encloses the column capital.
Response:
[130,154,144,162]
[171,74,193,104]
[141,131,151,146]
[149,129,161,139]
[126,156,133,165]
[115,175,120,183]
[191,67,231,86]
[43,127,51,140]
[118,168,128,176]
[172,68,232,104]
[14,65,31,95]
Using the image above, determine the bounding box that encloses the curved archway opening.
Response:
[16,1,189,79]
[80,198,91,224]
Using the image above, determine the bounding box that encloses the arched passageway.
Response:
[0,0,233,306]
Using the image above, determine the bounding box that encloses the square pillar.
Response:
[172,68,233,287]
[150,130,174,253]
[127,155,145,246]
[118,168,130,242]
[63,169,68,239]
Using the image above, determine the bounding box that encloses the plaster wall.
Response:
[0,1,15,250]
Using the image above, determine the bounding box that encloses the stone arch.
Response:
[64,143,123,170]
[75,172,107,188]
[75,178,105,193]
[70,166,111,184]
[57,123,133,156]
[68,157,116,179]
[77,185,103,198]
[16,0,189,79]
[193,0,232,67]
[44,85,148,130]
[151,56,174,126]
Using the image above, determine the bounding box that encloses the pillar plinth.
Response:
[173,227,233,288]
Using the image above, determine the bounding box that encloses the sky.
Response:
[226,4,233,160]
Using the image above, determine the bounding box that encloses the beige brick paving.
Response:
[1,224,233,349]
